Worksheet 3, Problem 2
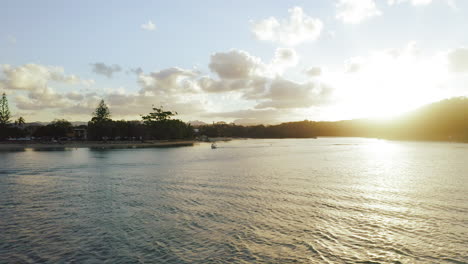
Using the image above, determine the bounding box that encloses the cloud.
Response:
[271,48,299,75]
[138,67,200,94]
[65,91,84,101]
[0,64,92,91]
[388,0,431,5]
[141,20,156,31]
[251,6,323,46]
[202,48,300,94]
[254,79,333,109]
[98,92,205,117]
[199,76,269,95]
[387,0,457,8]
[128,67,143,75]
[344,57,364,73]
[0,48,334,123]
[14,87,67,110]
[336,0,381,24]
[305,67,322,77]
[61,93,102,116]
[0,63,95,113]
[199,78,249,93]
[91,63,122,78]
[208,49,266,80]
[207,48,298,82]
[447,47,468,73]
[202,48,333,110]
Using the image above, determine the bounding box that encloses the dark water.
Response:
[1,138,467,263]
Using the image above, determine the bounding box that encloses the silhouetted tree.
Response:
[88,100,113,140]
[33,119,73,139]
[14,116,25,127]
[141,106,177,125]
[141,106,193,139]
[91,99,111,122]
[0,93,11,126]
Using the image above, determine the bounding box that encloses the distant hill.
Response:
[196,97,468,142]
[383,97,468,141]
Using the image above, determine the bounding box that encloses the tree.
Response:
[88,100,113,140]
[33,119,73,138]
[141,106,177,125]
[14,116,25,127]
[91,99,111,123]
[141,106,193,139]
[0,93,11,126]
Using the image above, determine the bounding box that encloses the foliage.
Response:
[88,100,113,140]
[87,105,193,141]
[0,93,11,126]
[198,121,318,139]
[14,117,25,126]
[33,119,73,138]
[91,99,111,123]
[141,106,177,125]
[141,106,193,140]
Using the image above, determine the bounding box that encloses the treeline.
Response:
[0,94,194,141]
[1,91,468,142]
[86,100,193,140]
[197,97,468,142]
[198,121,318,138]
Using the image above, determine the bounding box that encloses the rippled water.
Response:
[1,138,467,263]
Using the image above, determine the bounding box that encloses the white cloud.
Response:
[208,49,266,79]
[387,0,457,8]
[254,79,333,109]
[447,47,468,73]
[344,57,364,73]
[15,87,67,110]
[141,20,156,31]
[207,48,298,83]
[251,7,323,46]
[15,42,467,123]
[305,67,322,77]
[336,0,381,24]
[0,64,92,91]
[271,48,299,75]
[0,63,95,113]
[138,67,200,95]
[202,48,333,110]
[388,0,431,6]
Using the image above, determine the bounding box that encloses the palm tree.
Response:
[17,116,25,127]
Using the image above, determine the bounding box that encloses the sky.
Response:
[1,0,468,124]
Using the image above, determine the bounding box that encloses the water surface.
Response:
[1,138,467,263]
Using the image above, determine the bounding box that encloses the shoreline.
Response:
[0,140,196,151]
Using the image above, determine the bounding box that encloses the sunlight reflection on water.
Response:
[0,138,467,263]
